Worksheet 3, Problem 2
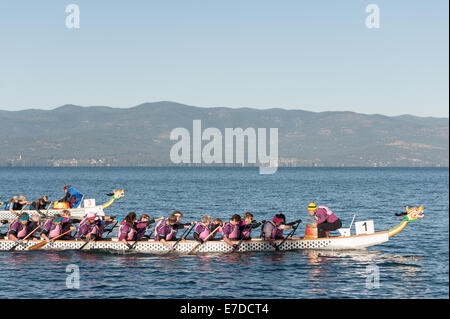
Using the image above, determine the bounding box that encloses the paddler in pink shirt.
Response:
[41,214,76,241]
[7,213,38,241]
[238,212,262,240]
[193,215,212,243]
[222,214,242,249]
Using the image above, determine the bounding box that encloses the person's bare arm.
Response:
[9,233,19,242]
[223,236,236,248]
[160,238,174,250]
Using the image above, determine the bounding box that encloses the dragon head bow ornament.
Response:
[388,205,424,237]
[404,206,424,222]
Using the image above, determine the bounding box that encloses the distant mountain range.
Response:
[0,101,448,167]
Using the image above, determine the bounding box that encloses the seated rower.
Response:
[222,214,242,249]
[171,211,194,240]
[76,213,102,241]
[239,212,262,240]
[41,214,76,241]
[7,213,40,242]
[29,195,50,211]
[118,212,137,247]
[29,215,43,240]
[4,197,15,210]
[7,195,31,214]
[59,185,84,209]
[261,214,297,249]
[60,210,81,240]
[193,215,212,243]
[154,215,178,251]
[307,202,342,238]
[209,218,223,240]
[134,214,164,241]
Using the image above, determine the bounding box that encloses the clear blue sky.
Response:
[0,0,448,117]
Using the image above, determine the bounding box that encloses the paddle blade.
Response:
[28,241,47,251]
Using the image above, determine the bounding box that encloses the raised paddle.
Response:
[9,225,42,251]
[188,225,220,255]
[28,229,73,251]
[275,219,302,251]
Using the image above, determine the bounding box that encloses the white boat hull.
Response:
[0,231,390,253]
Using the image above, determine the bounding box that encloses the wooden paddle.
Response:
[9,225,42,251]
[28,229,73,251]
[188,225,220,255]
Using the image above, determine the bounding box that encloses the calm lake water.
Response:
[0,167,448,299]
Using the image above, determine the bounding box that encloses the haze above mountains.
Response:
[0,101,448,167]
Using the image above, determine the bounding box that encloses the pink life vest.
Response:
[42,219,62,239]
[7,220,30,240]
[119,220,136,241]
[260,221,283,239]
[154,219,176,241]
[196,223,211,240]
[223,222,240,240]
[49,223,62,239]
[17,224,28,238]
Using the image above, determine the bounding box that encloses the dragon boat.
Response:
[0,206,423,253]
[0,190,125,220]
